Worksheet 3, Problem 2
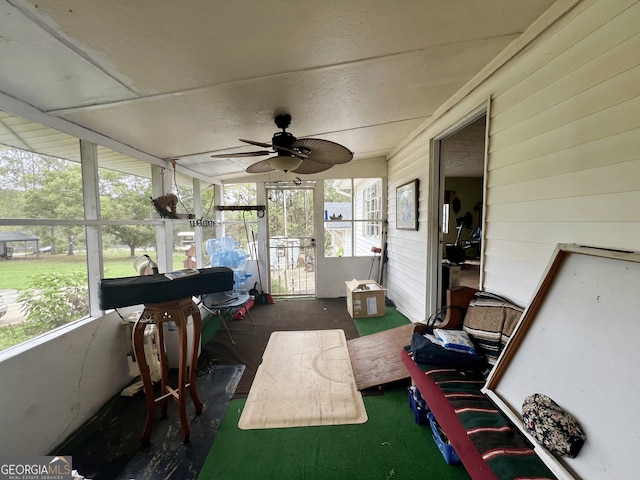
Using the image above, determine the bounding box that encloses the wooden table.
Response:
[132,297,203,445]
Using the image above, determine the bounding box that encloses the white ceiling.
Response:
[0,0,557,182]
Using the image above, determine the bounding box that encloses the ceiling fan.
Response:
[211,114,353,174]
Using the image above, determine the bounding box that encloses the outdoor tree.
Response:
[0,146,51,192]
[0,148,47,237]
[21,158,84,254]
[267,187,313,238]
[173,186,194,215]
[223,183,257,249]
[100,170,155,257]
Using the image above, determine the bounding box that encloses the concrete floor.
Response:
[0,289,24,326]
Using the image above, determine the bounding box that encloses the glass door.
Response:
[266,182,315,296]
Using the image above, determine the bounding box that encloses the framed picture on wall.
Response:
[396,179,419,230]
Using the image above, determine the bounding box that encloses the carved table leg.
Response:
[133,299,204,445]
[175,312,190,443]
[189,307,203,415]
[155,320,170,419]
[132,318,154,446]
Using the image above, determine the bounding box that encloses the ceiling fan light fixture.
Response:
[269,156,303,172]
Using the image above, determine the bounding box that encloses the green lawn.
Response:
[0,251,189,350]
[0,251,187,290]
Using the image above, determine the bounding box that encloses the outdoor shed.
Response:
[0,232,39,259]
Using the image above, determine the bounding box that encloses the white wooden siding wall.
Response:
[387,0,640,316]
[345,229,353,256]
[355,234,378,257]
[387,135,430,321]
[485,0,640,304]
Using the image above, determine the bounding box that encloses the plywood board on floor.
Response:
[238,329,367,430]
[347,323,415,390]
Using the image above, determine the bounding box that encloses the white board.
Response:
[484,244,640,480]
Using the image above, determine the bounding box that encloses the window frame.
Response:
[0,141,203,354]
[362,181,382,238]
[323,178,384,258]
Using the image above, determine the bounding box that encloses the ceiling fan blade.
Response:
[292,138,353,165]
[240,138,272,149]
[292,159,334,174]
[245,158,275,173]
[211,150,270,158]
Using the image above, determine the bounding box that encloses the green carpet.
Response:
[198,299,470,480]
[199,388,470,480]
[201,300,410,342]
[353,306,411,336]
[200,313,223,345]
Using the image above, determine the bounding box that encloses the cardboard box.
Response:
[345,279,387,318]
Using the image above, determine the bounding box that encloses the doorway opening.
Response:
[438,113,486,305]
[266,182,316,296]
